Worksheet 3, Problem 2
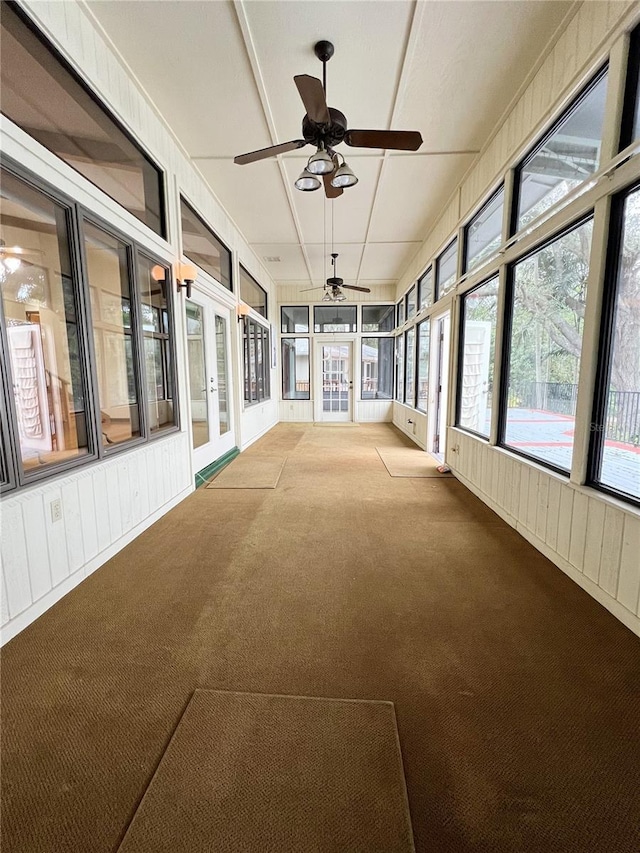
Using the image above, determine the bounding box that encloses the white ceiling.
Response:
[86,0,575,293]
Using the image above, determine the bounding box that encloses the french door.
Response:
[186,292,235,473]
[315,341,353,422]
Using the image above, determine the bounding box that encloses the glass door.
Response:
[316,341,353,422]
[186,293,234,475]
[429,312,450,459]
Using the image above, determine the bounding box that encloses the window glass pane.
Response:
[244,319,270,403]
[1,169,90,473]
[458,277,498,437]
[405,327,415,406]
[83,221,141,447]
[418,268,433,311]
[1,6,164,236]
[362,304,394,332]
[137,256,176,433]
[395,335,404,402]
[180,198,231,289]
[596,186,640,500]
[406,285,417,320]
[397,300,405,327]
[282,338,310,400]
[313,306,357,332]
[215,315,230,435]
[621,24,640,148]
[361,338,393,400]
[281,306,309,333]
[185,301,209,450]
[436,238,458,298]
[465,187,504,272]
[517,71,607,230]
[504,219,593,471]
[416,320,430,412]
[240,266,267,317]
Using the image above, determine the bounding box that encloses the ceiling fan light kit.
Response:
[234,40,423,198]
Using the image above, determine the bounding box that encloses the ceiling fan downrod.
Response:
[314,40,334,96]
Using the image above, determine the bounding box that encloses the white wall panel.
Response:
[451,431,640,637]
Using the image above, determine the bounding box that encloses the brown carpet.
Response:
[1,423,639,853]
[206,454,286,489]
[117,690,414,853]
[377,446,453,477]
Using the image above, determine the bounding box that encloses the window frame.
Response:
[462,185,505,275]
[2,1,168,240]
[281,336,310,401]
[406,284,417,321]
[510,65,609,238]
[417,267,433,312]
[498,213,595,477]
[455,274,499,440]
[619,23,640,151]
[180,196,232,291]
[404,326,416,408]
[397,298,405,328]
[280,305,309,334]
[435,237,458,301]
[243,317,271,406]
[313,305,357,333]
[239,264,267,318]
[587,179,640,507]
[416,318,430,414]
[361,304,395,333]
[395,333,405,403]
[361,336,394,402]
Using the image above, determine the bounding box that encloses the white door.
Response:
[315,341,353,422]
[186,293,235,473]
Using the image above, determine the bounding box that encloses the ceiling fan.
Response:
[234,40,423,198]
[302,253,371,301]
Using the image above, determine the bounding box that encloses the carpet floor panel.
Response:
[1,423,639,853]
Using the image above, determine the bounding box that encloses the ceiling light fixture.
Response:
[306,143,334,175]
[331,155,358,188]
[294,168,322,192]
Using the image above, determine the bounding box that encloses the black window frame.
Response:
[313,305,357,333]
[404,326,416,408]
[417,266,433,311]
[397,299,405,328]
[1,2,167,240]
[619,23,640,151]
[239,264,267,318]
[498,213,594,477]
[416,318,430,414]
[510,65,609,237]
[587,179,640,508]
[361,304,395,333]
[435,237,458,301]
[406,284,417,320]
[0,157,179,493]
[361,337,394,401]
[243,317,271,405]
[280,305,309,334]
[180,196,232,291]
[455,274,499,440]
[281,336,310,401]
[462,185,505,274]
[395,334,405,403]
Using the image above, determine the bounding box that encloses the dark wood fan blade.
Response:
[344,130,423,151]
[341,284,371,293]
[294,75,331,125]
[323,173,343,199]
[234,140,307,165]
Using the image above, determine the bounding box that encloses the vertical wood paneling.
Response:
[1,503,32,617]
[105,466,123,542]
[1,566,10,625]
[583,498,607,581]
[535,474,549,541]
[545,478,561,551]
[617,515,640,613]
[599,505,624,597]
[77,474,99,563]
[526,468,539,532]
[557,486,574,561]
[117,460,133,534]
[569,491,589,569]
[20,494,52,600]
[61,480,85,573]
[92,467,111,554]
[518,465,530,521]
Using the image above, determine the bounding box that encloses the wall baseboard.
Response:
[0,485,193,646]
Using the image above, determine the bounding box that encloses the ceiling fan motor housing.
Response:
[302,108,347,147]
[326,276,343,287]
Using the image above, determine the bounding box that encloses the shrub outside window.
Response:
[502,218,593,472]
[282,338,310,400]
[457,277,498,438]
[515,69,608,232]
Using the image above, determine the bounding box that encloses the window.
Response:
[395,335,404,402]
[405,327,415,406]
[416,320,430,412]
[1,5,165,237]
[590,184,640,502]
[406,285,417,320]
[83,221,141,448]
[137,255,176,433]
[436,238,458,299]
[313,306,357,332]
[361,338,394,400]
[362,304,394,332]
[281,306,309,333]
[1,169,92,476]
[397,299,405,327]
[502,218,593,472]
[620,24,640,149]
[464,187,504,272]
[282,338,310,400]
[457,277,498,438]
[418,267,433,311]
[240,266,267,318]
[515,69,608,232]
[243,319,270,404]
[180,198,231,290]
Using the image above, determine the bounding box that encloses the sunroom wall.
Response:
[392,0,640,637]
[0,0,278,643]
